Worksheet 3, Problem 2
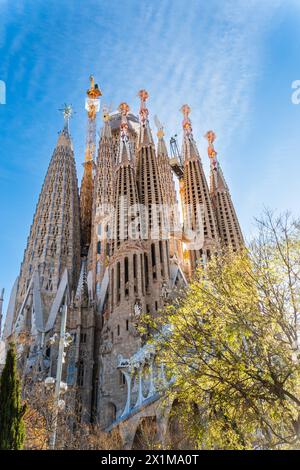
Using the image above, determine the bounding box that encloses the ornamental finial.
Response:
[118,102,130,138]
[205,130,217,160]
[181,104,192,135]
[59,103,74,131]
[138,89,149,122]
[154,115,164,138]
[87,75,102,99]
[119,102,130,115]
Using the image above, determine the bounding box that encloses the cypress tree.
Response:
[0,342,26,449]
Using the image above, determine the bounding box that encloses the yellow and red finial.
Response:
[118,102,130,137]
[181,104,192,135]
[85,76,101,120]
[205,130,218,169]
[87,75,102,99]
[138,89,149,122]
[119,102,130,115]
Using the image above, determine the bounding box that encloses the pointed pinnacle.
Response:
[181,104,192,135]
[138,89,149,122]
[205,130,217,159]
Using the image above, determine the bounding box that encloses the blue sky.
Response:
[1,0,300,316]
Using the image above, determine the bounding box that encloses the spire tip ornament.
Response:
[205,130,217,160]
[87,75,102,99]
[154,115,164,138]
[138,89,149,123]
[118,102,130,115]
[59,104,74,132]
[181,104,192,135]
[118,102,130,140]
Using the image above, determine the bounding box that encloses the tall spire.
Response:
[136,90,170,308]
[91,107,114,292]
[94,106,114,212]
[111,102,141,254]
[80,76,101,254]
[137,89,154,149]
[155,116,177,210]
[14,113,81,326]
[137,91,165,228]
[205,131,244,250]
[181,105,219,275]
[155,116,182,260]
[99,103,146,427]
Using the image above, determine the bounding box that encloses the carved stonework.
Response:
[8,90,243,432]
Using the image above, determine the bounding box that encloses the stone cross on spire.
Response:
[59,103,74,132]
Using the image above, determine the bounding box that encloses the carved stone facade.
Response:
[2,88,243,445]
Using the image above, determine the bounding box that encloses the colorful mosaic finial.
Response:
[181,104,192,135]
[118,102,130,139]
[87,75,102,99]
[138,89,149,123]
[205,130,217,160]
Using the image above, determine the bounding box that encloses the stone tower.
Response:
[136,91,170,312]
[181,105,219,276]
[80,77,101,255]
[91,109,114,299]
[98,103,146,428]
[14,109,81,331]
[155,118,182,263]
[205,131,244,251]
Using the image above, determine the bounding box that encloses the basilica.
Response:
[1,77,243,448]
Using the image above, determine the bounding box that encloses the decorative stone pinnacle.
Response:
[59,103,74,131]
[205,130,216,145]
[205,130,217,160]
[118,102,130,139]
[181,104,192,135]
[138,89,149,102]
[87,75,102,99]
[181,104,191,117]
[119,102,130,116]
[138,89,149,122]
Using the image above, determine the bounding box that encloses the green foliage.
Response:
[0,343,26,449]
[153,212,300,449]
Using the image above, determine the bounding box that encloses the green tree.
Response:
[152,211,300,450]
[0,343,26,449]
